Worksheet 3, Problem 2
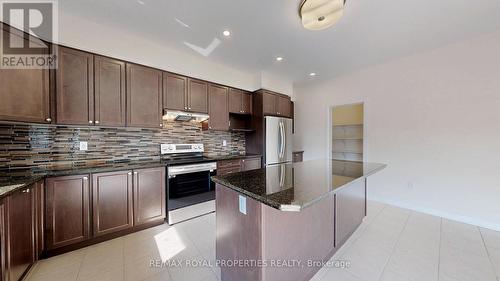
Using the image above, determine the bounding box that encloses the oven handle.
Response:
[168,162,217,177]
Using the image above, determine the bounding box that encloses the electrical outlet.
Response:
[222,140,227,147]
[79,141,88,151]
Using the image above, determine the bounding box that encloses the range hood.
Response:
[162,110,209,122]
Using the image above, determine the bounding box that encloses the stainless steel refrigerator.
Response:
[265,116,293,166]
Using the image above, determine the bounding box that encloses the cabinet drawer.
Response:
[217,160,241,169]
[217,166,241,176]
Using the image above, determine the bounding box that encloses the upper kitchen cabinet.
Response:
[163,73,187,111]
[94,56,126,127]
[126,63,163,128]
[56,47,94,125]
[0,26,51,124]
[207,84,229,131]
[259,90,293,118]
[277,96,293,118]
[228,88,252,114]
[187,78,209,113]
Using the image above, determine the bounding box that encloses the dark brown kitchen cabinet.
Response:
[0,25,52,124]
[163,73,187,111]
[94,56,126,127]
[133,168,166,226]
[56,47,94,125]
[126,63,163,128]
[207,84,229,131]
[0,200,5,281]
[92,171,134,237]
[228,88,252,114]
[241,157,261,171]
[262,91,277,116]
[335,179,366,247]
[5,186,34,281]
[34,181,44,259]
[45,175,90,250]
[187,78,208,113]
[277,96,293,118]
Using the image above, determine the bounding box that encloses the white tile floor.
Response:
[25,201,500,281]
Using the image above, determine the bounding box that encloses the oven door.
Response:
[167,162,217,212]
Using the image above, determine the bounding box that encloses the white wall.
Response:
[294,30,500,231]
[260,71,294,98]
[58,12,260,91]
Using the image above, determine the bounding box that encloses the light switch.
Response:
[238,195,247,215]
[79,141,88,151]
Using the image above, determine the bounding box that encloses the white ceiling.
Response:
[60,0,500,86]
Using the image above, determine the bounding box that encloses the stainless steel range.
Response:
[161,144,217,225]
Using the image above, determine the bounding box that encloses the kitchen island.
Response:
[212,159,386,281]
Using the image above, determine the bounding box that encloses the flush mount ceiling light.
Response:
[222,30,231,37]
[276,56,284,61]
[299,0,346,30]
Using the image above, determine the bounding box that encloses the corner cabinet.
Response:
[45,175,91,250]
[207,84,229,131]
[126,63,163,128]
[92,171,134,237]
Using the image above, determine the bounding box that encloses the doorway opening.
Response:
[330,103,364,161]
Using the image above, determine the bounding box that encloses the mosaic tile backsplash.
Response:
[0,121,245,171]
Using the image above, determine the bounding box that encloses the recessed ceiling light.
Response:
[309,72,317,76]
[222,30,231,37]
[276,56,284,62]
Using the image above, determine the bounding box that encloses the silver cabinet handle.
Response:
[128,172,132,175]
[46,118,52,122]
[159,123,163,127]
[83,176,88,180]
[188,107,192,110]
[95,120,100,124]
[134,172,138,175]
[89,120,93,124]
[21,189,30,193]
[184,106,188,110]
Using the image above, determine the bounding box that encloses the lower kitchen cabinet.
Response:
[133,167,166,226]
[45,175,91,250]
[335,179,366,247]
[241,157,262,171]
[92,171,134,237]
[0,200,6,281]
[5,185,35,281]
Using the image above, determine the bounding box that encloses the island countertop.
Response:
[212,159,386,212]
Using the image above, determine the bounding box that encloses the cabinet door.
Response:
[45,175,90,249]
[56,47,94,125]
[208,84,229,131]
[277,96,292,118]
[335,179,366,247]
[228,88,242,114]
[187,78,208,113]
[262,91,277,115]
[0,201,6,281]
[241,92,252,114]
[92,171,134,237]
[126,64,163,128]
[133,168,166,226]
[6,186,34,281]
[241,158,261,171]
[163,73,187,111]
[34,181,44,259]
[94,56,126,127]
[0,28,50,124]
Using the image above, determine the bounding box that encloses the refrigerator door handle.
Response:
[278,121,283,159]
[277,121,282,159]
[281,121,286,159]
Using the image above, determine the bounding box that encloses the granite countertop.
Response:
[212,159,387,212]
[0,154,262,199]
